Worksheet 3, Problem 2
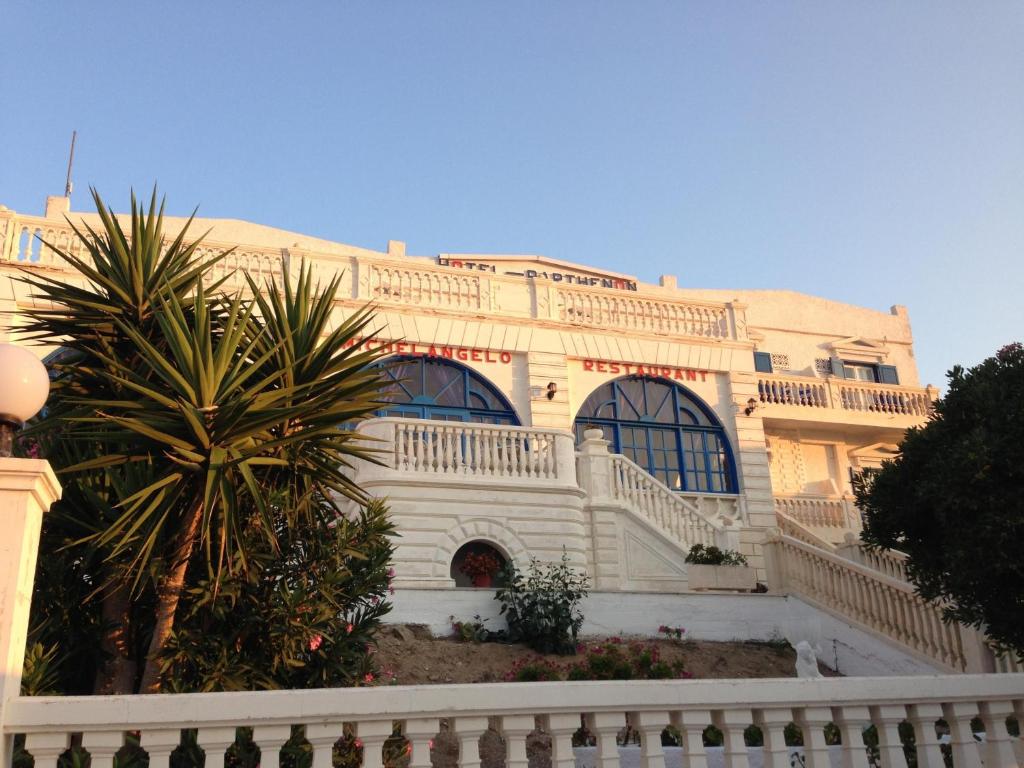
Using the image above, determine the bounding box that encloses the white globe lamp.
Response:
[0,343,50,457]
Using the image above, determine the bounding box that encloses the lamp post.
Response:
[0,344,50,457]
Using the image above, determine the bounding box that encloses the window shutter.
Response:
[753,352,773,373]
[877,365,899,385]
[830,356,847,378]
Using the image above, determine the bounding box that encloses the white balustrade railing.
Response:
[354,418,577,486]
[774,495,860,532]
[6,676,1024,768]
[609,455,732,549]
[765,533,973,673]
[757,374,936,419]
[367,262,490,311]
[775,511,838,552]
[556,288,731,339]
[836,539,911,583]
[0,210,744,342]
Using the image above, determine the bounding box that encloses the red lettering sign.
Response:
[578,358,709,382]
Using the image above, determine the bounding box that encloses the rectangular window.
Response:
[877,364,900,385]
[842,362,878,382]
[753,351,773,373]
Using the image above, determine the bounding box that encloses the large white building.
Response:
[0,195,938,596]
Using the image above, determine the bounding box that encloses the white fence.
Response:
[5,676,1024,768]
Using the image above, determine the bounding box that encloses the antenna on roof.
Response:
[64,130,77,198]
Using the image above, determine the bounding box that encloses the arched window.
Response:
[373,355,520,425]
[574,376,737,493]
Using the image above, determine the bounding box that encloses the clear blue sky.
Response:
[3,2,1022,388]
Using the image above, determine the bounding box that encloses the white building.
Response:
[6,194,1022,678]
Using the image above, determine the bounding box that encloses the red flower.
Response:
[364,672,375,684]
[308,635,323,651]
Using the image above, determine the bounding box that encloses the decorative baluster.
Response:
[794,708,832,768]
[306,725,342,768]
[905,704,946,768]
[678,710,712,768]
[252,725,292,768]
[869,706,908,768]
[24,733,71,768]
[404,718,437,768]
[833,705,873,768]
[359,721,395,768]
[441,427,454,474]
[753,708,792,768]
[138,731,184,768]
[715,709,751,768]
[589,712,624,768]
[197,727,238,768]
[453,716,489,768]
[500,714,535,768]
[634,711,668,768]
[548,714,580,768]
[489,430,501,477]
[942,702,981,768]
[453,426,465,474]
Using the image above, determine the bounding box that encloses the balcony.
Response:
[756,373,938,430]
[0,209,747,344]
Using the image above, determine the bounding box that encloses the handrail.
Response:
[609,454,729,548]
[6,676,1024,768]
[775,510,837,551]
[766,533,969,672]
[774,494,860,532]
[757,373,935,418]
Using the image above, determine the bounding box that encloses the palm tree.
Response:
[22,189,387,692]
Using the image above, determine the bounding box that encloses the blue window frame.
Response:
[372,355,520,425]
[574,376,737,493]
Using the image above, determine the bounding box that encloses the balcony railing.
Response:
[0,210,746,343]
[774,494,860,533]
[757,373,937,420]
[353,418,579,488]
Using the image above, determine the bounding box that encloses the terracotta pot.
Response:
[471,573,493,588]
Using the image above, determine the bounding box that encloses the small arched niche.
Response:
[450,540,509,588]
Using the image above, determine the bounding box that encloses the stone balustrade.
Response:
[765,533,974,673]
[354,418,578,488]
[6,676,1024,768]
[609,454,735,550]
[774,495,860,533]
[757,373,937,420]
[835,536,911,583]
[0,210,745,343]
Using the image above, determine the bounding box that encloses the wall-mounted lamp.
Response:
[546,382,558,400]
[744,397,758,417]
[0,344,50,457]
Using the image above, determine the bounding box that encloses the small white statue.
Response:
[795,640,823,679]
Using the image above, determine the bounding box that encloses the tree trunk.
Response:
[138,501,204,693]
[93,577,136,695]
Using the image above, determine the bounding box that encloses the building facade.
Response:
[0,196,938,593]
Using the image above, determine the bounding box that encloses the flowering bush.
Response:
[504,656,562,682]
[565,640,689,681]
[450,614,491,643]
[459,551,502,579]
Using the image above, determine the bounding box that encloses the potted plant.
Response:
[684,544,757,591]
[459,551,502,588]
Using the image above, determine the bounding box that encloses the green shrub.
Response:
[684,544,748,566]
[495,551,589,655]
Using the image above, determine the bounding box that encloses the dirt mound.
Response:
[373,625,839,685]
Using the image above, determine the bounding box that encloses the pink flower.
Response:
[364,672,375,684]
[354,739,363,749]
[387,567,396,578]
[346,623,354,634]
[308,635,323,651]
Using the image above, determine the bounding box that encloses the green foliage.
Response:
[855,342,1024,656]
[20,189,394,692]
[684,544,748,566]
[449,614,491,643]
[495,551,589,655]
[503,656,562,682]
[565,639,689,681]
[159,500,394,691]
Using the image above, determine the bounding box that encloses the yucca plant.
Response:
[22,189,390,692]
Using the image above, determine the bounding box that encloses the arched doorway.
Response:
[373,355,520,425]
[450,541,509,588]
[574,376,737,493]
